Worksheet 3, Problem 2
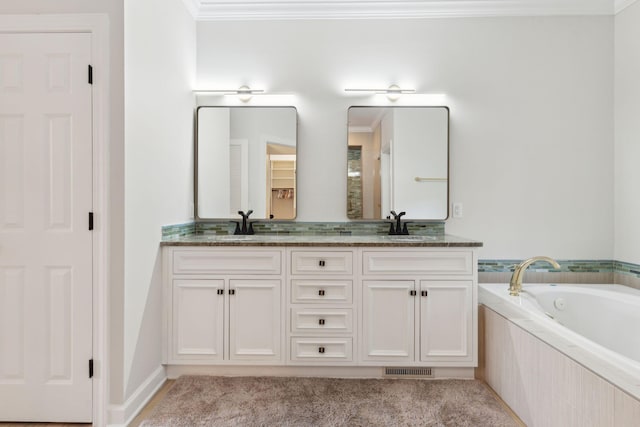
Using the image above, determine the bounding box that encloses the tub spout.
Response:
[509,256,560,296]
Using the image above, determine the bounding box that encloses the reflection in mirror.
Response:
[196,107,297,220]
[347,107,449,220]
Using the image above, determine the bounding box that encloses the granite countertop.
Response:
[160,233,483,247]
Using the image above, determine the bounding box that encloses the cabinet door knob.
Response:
[318,347,325,354]
[318,290,325,296]
[421,290,428,297]
[318,260,326,267]
[229,289,235,295]
[217,289,224,295]
[409,290,417,296]
[319,319,325,325]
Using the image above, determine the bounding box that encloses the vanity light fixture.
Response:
[193,85,264,102]
[344,84,415,101]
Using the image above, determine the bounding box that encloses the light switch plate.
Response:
[453,203,463,218]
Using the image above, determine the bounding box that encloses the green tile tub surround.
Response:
[614,260,640,278]
[479,259,614,273]
[479,259,640,278]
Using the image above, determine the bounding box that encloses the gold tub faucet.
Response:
[509,256,561,296]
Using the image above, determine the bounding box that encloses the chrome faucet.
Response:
[508,256,560,296]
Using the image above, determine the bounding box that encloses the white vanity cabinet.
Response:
[162,243,478,373]
[163,248,284,365]
[361,250,476,367]
[287,248,356,364]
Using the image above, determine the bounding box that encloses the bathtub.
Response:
[479,283,640,401]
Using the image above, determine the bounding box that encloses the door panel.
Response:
[172,280,224,361]
[0,267,25,381]
[362,280,414,362]
[229,280,281,362]
[0,32,93,422]
[420,281,473,362]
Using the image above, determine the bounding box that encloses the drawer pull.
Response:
[319,319,325,325]
[421,290,428,297]
[319,260,326,267]
[318,290,325,296]
[229,289,236,295]
[318,347,325,354]
[217,289,224,295]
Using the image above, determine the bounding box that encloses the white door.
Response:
[362,280,415,362]
[0,32,93,422]
[229,279,281,362]
[419,281,473,363]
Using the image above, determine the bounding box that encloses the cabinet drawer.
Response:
[291,251,353,275]
[363,251,472,275]
[173,250,281,275]
[291,308,353,333]
[291,279,352,304]
[291,338,353,362]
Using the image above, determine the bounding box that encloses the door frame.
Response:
[0,14,110,426]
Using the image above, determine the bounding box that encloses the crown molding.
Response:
[181,0,201,18]
[615,0,639,13]
[191,0,615,21]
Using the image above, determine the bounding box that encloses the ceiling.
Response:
[182,0,636,20]
[348,107,385,131]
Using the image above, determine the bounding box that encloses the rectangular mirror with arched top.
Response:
[347,106,449,220]
[196,106,297,220]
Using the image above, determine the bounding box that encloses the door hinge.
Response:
[88,65,93,84]
[89,212,94,230]
[89,359,94,378]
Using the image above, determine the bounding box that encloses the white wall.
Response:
[124,0,195,405]
[615,2,640,265]
[197,17,614,259]
[393,108,448,219]
[198,108,231,217]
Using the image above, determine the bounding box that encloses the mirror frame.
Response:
[194,105,298,221]
[346,105,450,221]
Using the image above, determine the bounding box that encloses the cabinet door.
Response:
[362,280,414,362]
[172,279,225,361]
[419,280,472,363]
[229,279,281,362]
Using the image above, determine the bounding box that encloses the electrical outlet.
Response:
[453,203,463,218]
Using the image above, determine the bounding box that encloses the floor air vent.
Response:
[384,367,433,377]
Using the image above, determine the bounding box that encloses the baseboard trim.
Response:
[165,365,474,380]
[107,366,166,427]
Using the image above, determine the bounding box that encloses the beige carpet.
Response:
[141,376,519,426]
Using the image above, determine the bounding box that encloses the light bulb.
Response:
[386,84,402,101]
[237,85,253,102]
